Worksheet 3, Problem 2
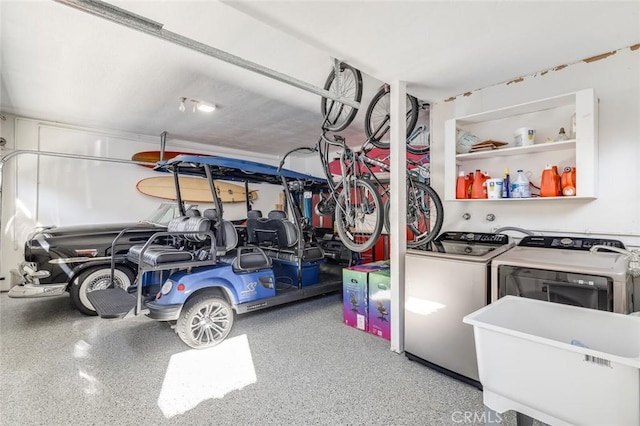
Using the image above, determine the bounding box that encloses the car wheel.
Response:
[177,293,234,349]
[71,266,135,316]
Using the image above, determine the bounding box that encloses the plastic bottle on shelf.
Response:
[557,127,569,141]
[561,166,577,196]
[456,171,467,199]
[502,167,511,198]
[511,170,531,198]
[471,170,488,199]
[540,164,556,197]
[552,165,562,195]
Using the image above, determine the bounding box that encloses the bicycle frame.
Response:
[317,133,358,219]
[319,133,429,197]
[332,134,442,239]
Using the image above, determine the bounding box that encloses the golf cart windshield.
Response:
[142,202,197,226]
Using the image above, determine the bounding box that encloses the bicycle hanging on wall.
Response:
[281,62,443,253]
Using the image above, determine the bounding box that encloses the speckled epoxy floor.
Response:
[1,292,535,425]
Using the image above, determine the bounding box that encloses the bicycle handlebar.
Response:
[278,146,317,172]
[319,131,347,148]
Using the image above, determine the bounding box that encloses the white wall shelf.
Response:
[455,140,576,162]
[448,195,596,202]
[444,89,597,201]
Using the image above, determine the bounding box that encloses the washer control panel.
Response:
[518,236,625,250]
[435,231,509,245]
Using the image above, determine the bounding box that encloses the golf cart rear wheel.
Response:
[177,294,234,349]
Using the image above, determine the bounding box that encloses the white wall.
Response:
[0,117,284,289]
[431,47,640,246]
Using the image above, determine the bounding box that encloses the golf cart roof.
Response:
[155,155,326,188]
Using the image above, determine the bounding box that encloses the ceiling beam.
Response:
[53,0,360,109]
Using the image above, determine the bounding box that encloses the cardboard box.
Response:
[342,261,390,332]
[368,268,391,340]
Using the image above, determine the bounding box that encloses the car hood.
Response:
[36,222,163,237]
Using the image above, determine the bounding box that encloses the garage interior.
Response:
[1,1,640,425]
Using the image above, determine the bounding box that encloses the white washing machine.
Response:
[404,231,513,388]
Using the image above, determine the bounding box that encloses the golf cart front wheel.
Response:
[177,293,234,349]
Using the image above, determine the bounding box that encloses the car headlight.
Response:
[161,280,174,295]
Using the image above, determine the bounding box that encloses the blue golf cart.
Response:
[87,155,343,349]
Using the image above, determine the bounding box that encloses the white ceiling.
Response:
[1,1,639,156]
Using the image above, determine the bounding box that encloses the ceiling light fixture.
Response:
[177,96,217,114]
[197,103,216,113]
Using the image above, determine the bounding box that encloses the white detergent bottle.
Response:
[511,169,531,198]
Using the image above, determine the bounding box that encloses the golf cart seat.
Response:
[220,246,272,273]
[127,244,194,266]
[255,210,325,263]
[203,209,241,255]
[127,216,214,267]
[254,210,298,248]
[206,210,271,273]
[245,210,263,244]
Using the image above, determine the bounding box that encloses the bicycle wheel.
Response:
[405,179,443,247]
[406,114,430,155]
[320,63,363,132]
[335,179,383,253]
[382,180,443,247]
[383,197,391,234]
[364,86,419,150]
